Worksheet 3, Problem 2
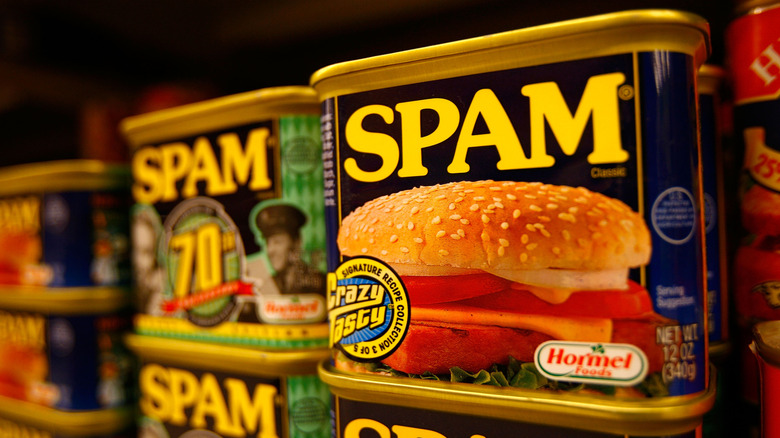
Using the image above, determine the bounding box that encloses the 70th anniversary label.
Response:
[327,257,410,361]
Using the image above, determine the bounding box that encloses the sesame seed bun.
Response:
[337,180,651,272]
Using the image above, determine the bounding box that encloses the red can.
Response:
[752,321,780,438]
[726,0,780,405]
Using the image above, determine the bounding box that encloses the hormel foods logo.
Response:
[534,341,648,386]
[260,295,326,323]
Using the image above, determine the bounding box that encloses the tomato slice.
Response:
[458,280,653,319]
[401,274,511,305]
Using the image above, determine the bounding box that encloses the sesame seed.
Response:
[489,186,501,191]
[369,238,375,244]
[383,207,392,213]
[411,206,420,214]
[426,207,434,212]
[539,216,551,222]
[481,232,490,241]
[435,195,446,200]
[533,223,545,229]
[474,196,486,201]
[493,197,502,202]
[506,194,517,200]
[526,224,537,232]
[592,232,603,240]
[540,229,551,238]
[439,249,450,256]
[521,234,529,244]
[454,197,464,203]
[494,201,504,209]
[408,222,415,230]
[575,197,588,204]
[552,247,561,255]
[400,247,410,253]
[381,250,388,256]
[361,248,368,253]
[599,219,608,227]
[432,216,442,224]
[499,238,510,247]
[513,209,521,219]
[414,237,423,243]
[394,205,404,212]
[487,204,497,210]
[525,194,537,199]
[498,246,506,257]
[482,214,490,224]
[390,235,399,243]
[396,223,404,230]
[558,213,577,223]
[526,243,538,250]
[529,205,542,212]
[450,214,462,220]
[546,203,559,210]
[501,222,509,229]
[470,204,480,211]
[568,207,578,214]
[520,253,528,262]
[562,230,571,241]
[461,219,470,225]
[449,203,456,210]
[450,234,462,240]
[457,229,466,237]
[436,230,446,238]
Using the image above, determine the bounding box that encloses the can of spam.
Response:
[126,334,331,438]
[0,287,133,411]
[320,361,716,437]
[727,0,780,406]
[698,65,730,347]
[311,10,711,399]
[120,86,328,349]
[0,160,130,288]
[752,320,780,438]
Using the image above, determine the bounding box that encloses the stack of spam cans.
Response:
[119,86,332,438]
[727,0,780,435]
[0,160,135,436]
[312,9,717,437]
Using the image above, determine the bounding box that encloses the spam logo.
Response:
[0,311,46,350]
[0,197,40,234]
[132,126,274,204]
[343,72,630,182]
[139,363,280,438]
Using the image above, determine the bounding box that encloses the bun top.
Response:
[337,180,651,271]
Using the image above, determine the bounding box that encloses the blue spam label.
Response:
[322,51,707,397]
[0,191,130,288]
[0,309,132,410]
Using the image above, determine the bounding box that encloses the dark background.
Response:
[0,0,733,167]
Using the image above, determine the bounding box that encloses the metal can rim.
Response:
[0,286,129,314]
[0,159,129,196]
[126,333,330,377]
[319,361,716,436]
[0,397,133,437]
[120,85,319,148]
[753,320,780,367]
[310,9,710,99]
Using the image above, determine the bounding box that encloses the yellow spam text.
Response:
[140,363,279,438]
[132,127,272,204]
[0,311,45,351]
[0,197,40,233]
[344,72,629,182]
[345,418,487,438]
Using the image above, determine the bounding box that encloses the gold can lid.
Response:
[319,361,716,436]
[0,396,133,437]
[698,64,728,96]
[0,160,129,196]
[310,9,710,99]
[120,85,319,148]
[734,0,780,16]
[753,320,780,367]
[126,333,330,377]
[0,287,129,315]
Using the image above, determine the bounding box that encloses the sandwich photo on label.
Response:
[335,180,675,394]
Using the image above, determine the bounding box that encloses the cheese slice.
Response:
[411,305,612,342]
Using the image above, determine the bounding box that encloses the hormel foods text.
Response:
[535,341,648,386]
